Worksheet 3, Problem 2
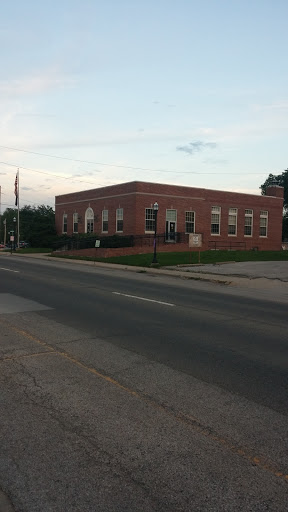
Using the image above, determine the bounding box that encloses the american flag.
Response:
[14,173,18,206]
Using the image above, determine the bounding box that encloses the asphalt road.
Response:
[0,255,287,511]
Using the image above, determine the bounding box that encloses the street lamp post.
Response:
[152,202,159,264]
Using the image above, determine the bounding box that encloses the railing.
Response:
[52,232,189,252]
[208,240,246,251]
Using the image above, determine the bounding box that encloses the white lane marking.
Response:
[0,267,20,273]
[112,291,175,307]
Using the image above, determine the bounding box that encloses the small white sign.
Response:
[189,233,202,248]
[10,236,15,242]
[95,240,100,248]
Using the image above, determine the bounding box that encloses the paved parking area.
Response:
[170,261,288,281]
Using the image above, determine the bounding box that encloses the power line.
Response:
[0,199,54,208]
[0,144,268,175]
[0,143,274,180]
[0,161,98,184]
[0,145,194,173]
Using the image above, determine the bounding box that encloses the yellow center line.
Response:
[1,319,288,483]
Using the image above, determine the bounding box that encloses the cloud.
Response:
[73,171,98,177]
[203,158,228,165]
[0,172,7,175]
[176,141,217,155]
[252,102,288,112]
[0,70,76,98]
[22,186,34,191]
[16,113,57,118]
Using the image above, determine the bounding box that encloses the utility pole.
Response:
[3,219,6,245]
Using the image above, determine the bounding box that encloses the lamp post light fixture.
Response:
[152,201,159,264]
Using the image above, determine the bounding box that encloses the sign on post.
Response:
[189,234,202,248]
[95,240,100,248]
[188,234,202,263]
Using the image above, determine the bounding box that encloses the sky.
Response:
[1,0,288,212]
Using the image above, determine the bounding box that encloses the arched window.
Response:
[85,207,94,234]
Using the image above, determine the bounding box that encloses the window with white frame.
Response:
[211,206,221,235]
[73,212,78,233]
[228,208,237,235]
[166,209,177,222]
[102,210,108,232]
[244,209,253,236]
[63,213,67,233]
[260,210,268,237]
[145,208,155,232]
[185,211,195,233]
[116,208,123,232]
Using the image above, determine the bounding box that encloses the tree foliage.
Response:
[260,168,288,240]
[260,168,288,210]
[1,205,56,247]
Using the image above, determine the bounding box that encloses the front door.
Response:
[165,221,176,241]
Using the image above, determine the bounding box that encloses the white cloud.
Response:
[252,102,288,111]
[0,70,76,98]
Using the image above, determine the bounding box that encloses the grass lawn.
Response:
[16,248,52,254]
[50,250,288,267]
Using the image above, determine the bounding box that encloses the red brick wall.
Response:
[58,243,191,259]
[55,181,284,251]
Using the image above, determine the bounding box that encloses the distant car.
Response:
[18,241,30,248]
[0,243,6,249]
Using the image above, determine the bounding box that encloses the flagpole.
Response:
[0,185,2,243]
[17,169,20,248]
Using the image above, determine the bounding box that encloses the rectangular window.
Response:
[228,208,237,235]
[63,213,67,234]
[185,211,195,233]
[166,209,177,222]
[145,208,155,232]
[102,210,108,232]
[211,206,221,235]
[116,208,123,232]
[260,210,268,237]
[244,209,253,236]
[73,212,78,233]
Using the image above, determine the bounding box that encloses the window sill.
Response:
[145,231,155,234]
[211,233,220,236]
[228,234,237,237]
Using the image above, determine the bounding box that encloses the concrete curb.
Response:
[0,490,15,512]
[2,251,288,290]
[0,252,233,285]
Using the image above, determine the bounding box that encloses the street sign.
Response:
[189,233,202,248]
[95,240,100,248]
[10,236,14,242]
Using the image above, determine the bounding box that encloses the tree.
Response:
[260,168,288,210]
[1,205,56,247]
[260,168,288,240]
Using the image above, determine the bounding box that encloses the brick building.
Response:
[55,181,284,253]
